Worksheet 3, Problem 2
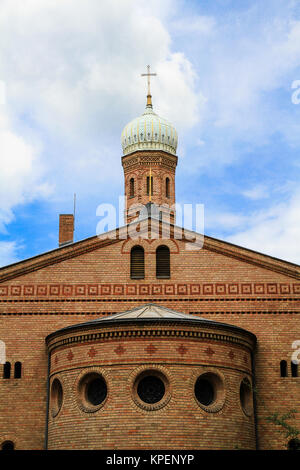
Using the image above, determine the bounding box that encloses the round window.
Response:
[137,375,165,404]
[194,377,214,406]
[86,377,107,406]
[193,371,225,412]
[132,368,171,411]
[77,371,108,413]
[50,378,63,418]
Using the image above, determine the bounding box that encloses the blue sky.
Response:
[1,0,300,266]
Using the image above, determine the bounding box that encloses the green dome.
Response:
[121,104,178,156]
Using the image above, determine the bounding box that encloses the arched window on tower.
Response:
[130,246,145,279]
[291,361,298,377]
[130,178,135,198]
[280,360,287,377]
[166,177,170,198]
[156,245,170,279]
[14,362,22,379]
[146,176,153,196]
[3,362,11,379]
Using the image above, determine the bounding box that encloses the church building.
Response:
[0,69,299,450]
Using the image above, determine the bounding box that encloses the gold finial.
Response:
[141,65,157,108]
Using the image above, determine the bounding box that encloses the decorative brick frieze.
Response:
[1,282,299,298]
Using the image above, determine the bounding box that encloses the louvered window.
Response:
[130,178,135,197]
[130,246,145,279]
[156,245,170,278]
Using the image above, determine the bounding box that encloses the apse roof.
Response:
[97,303,205,321]
[45,303,257,342]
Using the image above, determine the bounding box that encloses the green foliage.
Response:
[253,385,299,449]
[265,409,299,441]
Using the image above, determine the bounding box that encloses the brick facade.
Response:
[0,228,299,450]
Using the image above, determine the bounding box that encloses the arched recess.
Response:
[14,362,22,379]
[3,362,11,379]
[129,178,135,197]
[291,361,298,378]
[166,177,170,198]
[1,441,14,451]
[280,360,287,377]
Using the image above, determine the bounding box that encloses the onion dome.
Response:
[121,96,178,156]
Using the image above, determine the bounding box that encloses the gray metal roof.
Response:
[46,303,257,342]
[93,304,213,321]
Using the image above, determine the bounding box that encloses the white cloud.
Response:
[0,106,51,232]
[227,188,300,264]
[0,241,19,267]
[205,211,248,230]
[242,185,269,200]
[226,19,300,134]
[172,15,216,35]
[0,81,6,105]
[0,0,199,136]
[0,0,200,234]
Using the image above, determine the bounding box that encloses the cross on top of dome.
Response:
[121,67,178,156]
[141,65,157,109]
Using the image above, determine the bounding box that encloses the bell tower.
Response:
[121,66,178,224]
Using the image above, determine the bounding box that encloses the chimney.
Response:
[59,214,74,247]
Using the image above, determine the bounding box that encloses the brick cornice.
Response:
[46,323,256,354]
[122,150,178,171]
